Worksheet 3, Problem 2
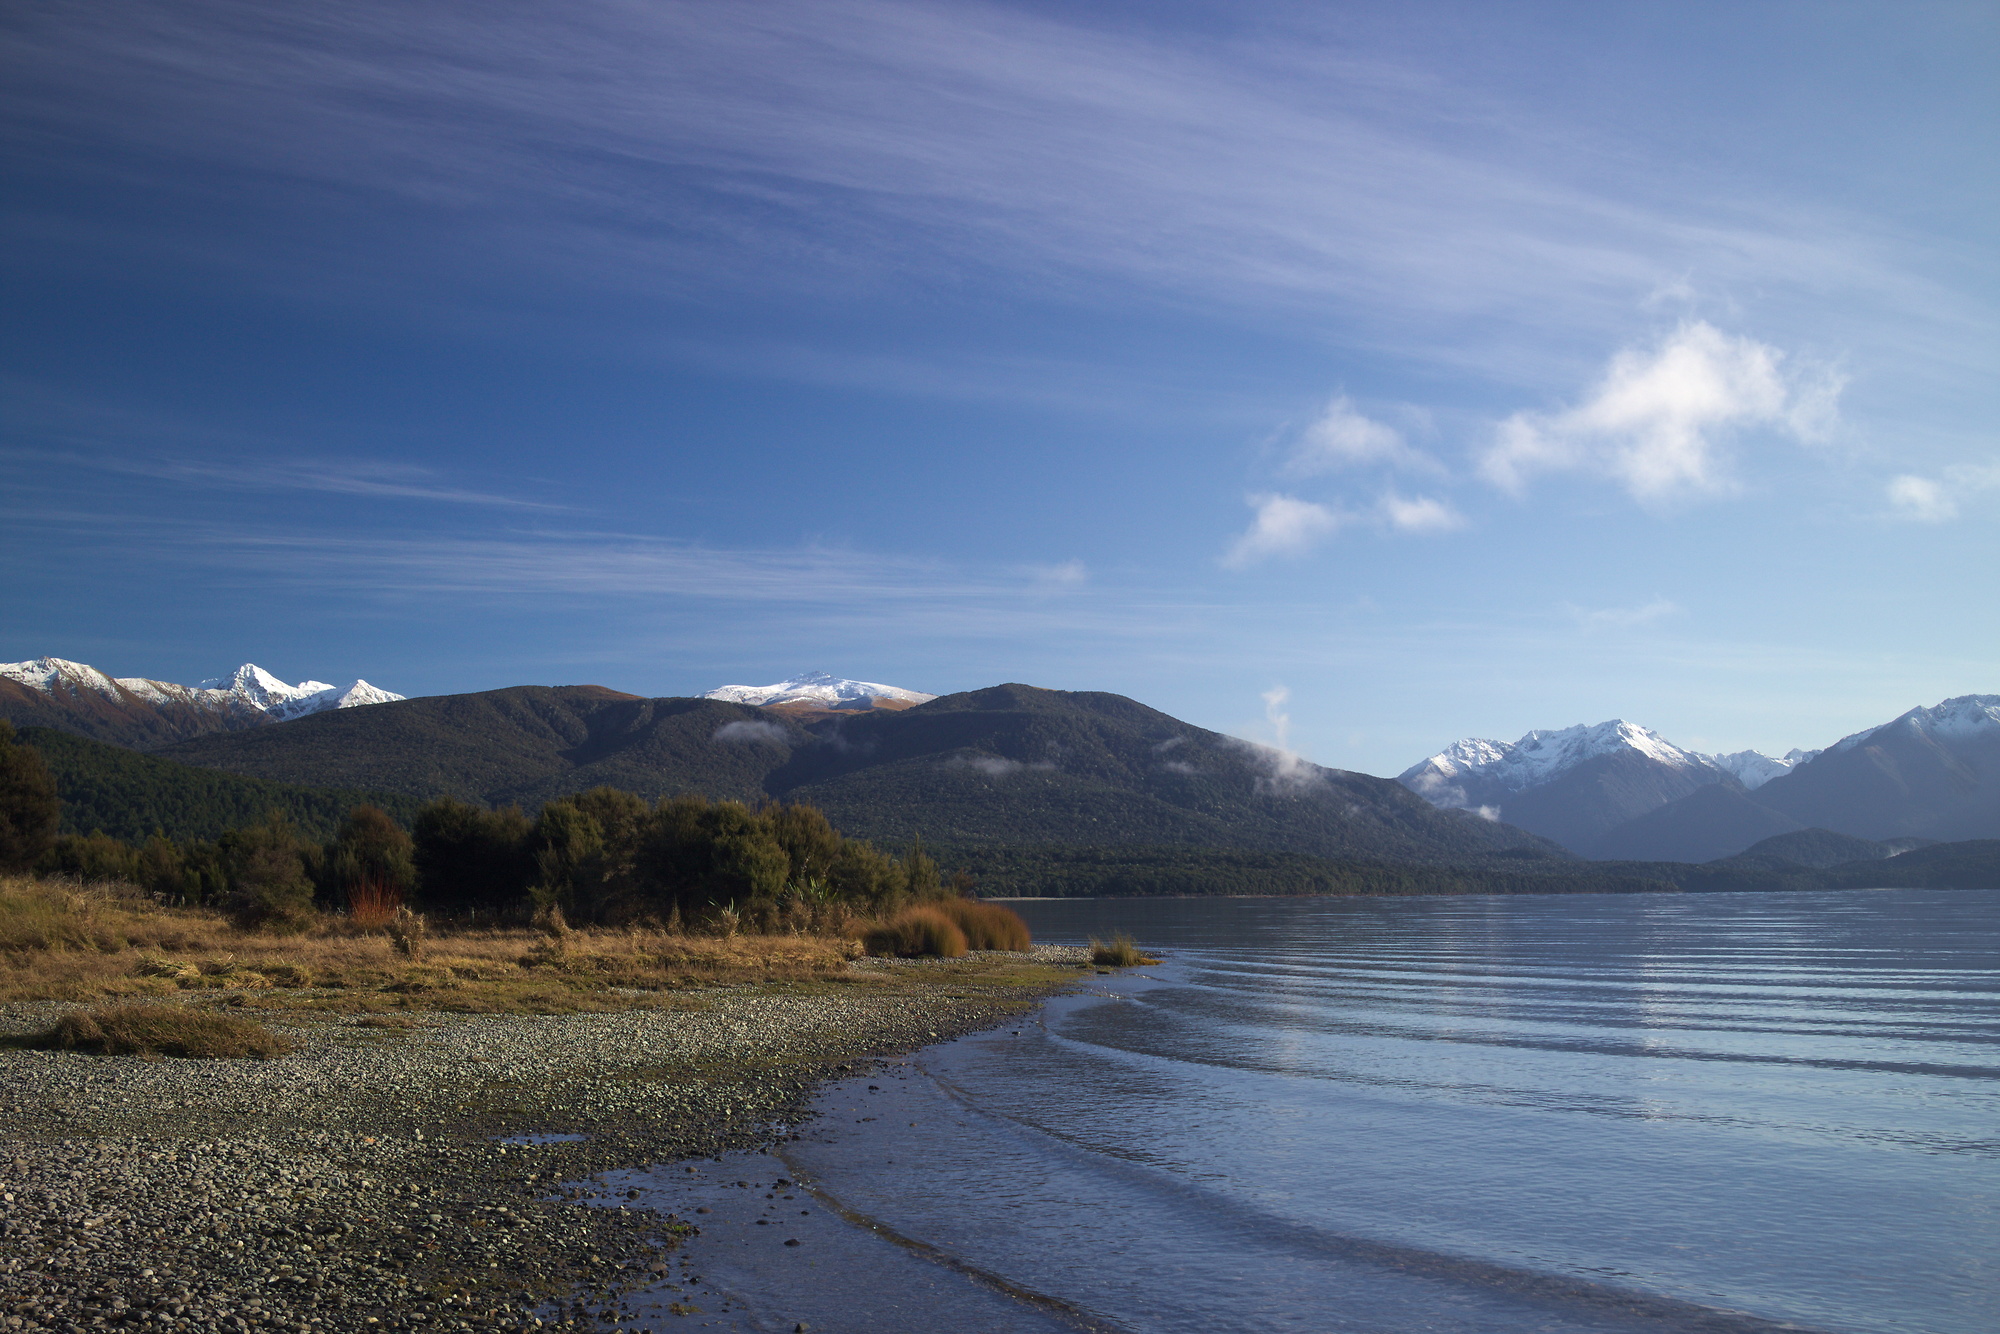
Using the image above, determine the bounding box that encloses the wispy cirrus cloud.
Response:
[3,0,1974,388]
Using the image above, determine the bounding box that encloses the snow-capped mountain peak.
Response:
[199,663,337,711]
[701,671,935,710]
[1400,717,1816,808]
[1829,694,2000,755]
[2,656,403,724]
[1408,719,1712,797]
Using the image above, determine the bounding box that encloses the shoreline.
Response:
[0,947,1091,1333]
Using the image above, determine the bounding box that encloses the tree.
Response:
[222,810,316,932]
[411,797,532,913]
[324,805,416,900]
[0,720,61,873]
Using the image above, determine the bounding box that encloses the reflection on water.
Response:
[628,889,1999,1333]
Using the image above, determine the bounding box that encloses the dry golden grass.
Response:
[1089,933,1158,967]
[28,1003,295,1059]
[862,906,969,958]
[935,899,1032,951]
[0,875,867,1013]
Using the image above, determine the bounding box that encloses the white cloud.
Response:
[713,719,793,745]
[1223,684,1321,793]
[1378,492,1463,533]
[1480,322,1838,503]
[1283,397,1435,477]
[1569,598,1683,629]
[1223,493,1341,567]
[1886,463,2000,523]
[1886,475,1957,523]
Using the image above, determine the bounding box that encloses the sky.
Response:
[3,0,1996,776]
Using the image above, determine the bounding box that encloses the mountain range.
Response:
[1401,696,2000,861]
[0,658,402,748]
[8,653,1997,881]
[130,681,1558,869]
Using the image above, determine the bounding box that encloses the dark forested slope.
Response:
[21,727,421,842]
[155,682,1563,865]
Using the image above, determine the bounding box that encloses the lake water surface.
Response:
[623,889,1999,1333]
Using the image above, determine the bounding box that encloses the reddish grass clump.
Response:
[862,907,969,959]
[346,879,403,930]
[935,898,1031,951]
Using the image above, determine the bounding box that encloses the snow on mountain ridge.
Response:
[2,656,403,720]
[1401,718,1814,805]
[1827,694,2000,755]
[702,671,935,709]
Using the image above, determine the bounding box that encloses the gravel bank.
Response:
[1,947,1090,1332]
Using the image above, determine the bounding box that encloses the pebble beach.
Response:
[0,947,1090,1333]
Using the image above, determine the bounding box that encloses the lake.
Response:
[623,888,1999,1332]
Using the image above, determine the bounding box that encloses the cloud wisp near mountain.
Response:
[0,657,403,749]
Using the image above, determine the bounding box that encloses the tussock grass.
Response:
[862,907,969,959]
[0,875,868,1011]
[934,898,1032,951]
[30,1003,296,1059]
[1090,933,1158,967]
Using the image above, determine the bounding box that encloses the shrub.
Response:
[935,898,1031,951]
[862,907,968,959]
[0,721,60,874]
[32,1003,295,1058]
[1090,933,1156,967]
[223,812,317,933]
[346,878,403,929]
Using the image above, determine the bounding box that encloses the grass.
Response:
[0,876,1055,1016]
[28,1003,296,1059]
[1089,933,1158,967]
[935,899,1032,951]
[862,906,968,959]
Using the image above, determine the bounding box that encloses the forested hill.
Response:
[151,682,1565,866]
[21,726,422,842]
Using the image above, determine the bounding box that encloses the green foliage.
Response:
[0,720,61,873]
[20,726,420,842]
[938,843,1676,898]
[410,798,533,914]
[221,811,317,933]
[316,804,416,904]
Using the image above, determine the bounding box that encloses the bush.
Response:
[222,812,317,933]
[0,721,60,874]
[862,907,968,959]
[32,1003,295,1058]
[1090,933,1156,967]
[935,898,1031,951]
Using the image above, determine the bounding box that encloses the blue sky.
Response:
[3,0,1996,775]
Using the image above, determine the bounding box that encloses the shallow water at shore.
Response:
[621,889,2000,1333]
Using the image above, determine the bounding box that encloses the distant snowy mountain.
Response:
[1405,694,2000,860]
[1826,695,2000,755]
[1399,719,1809,855]
[193,663,404,721]
[1704,748,1817,790]
[702,671,935,711]
[0,656,403,749]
